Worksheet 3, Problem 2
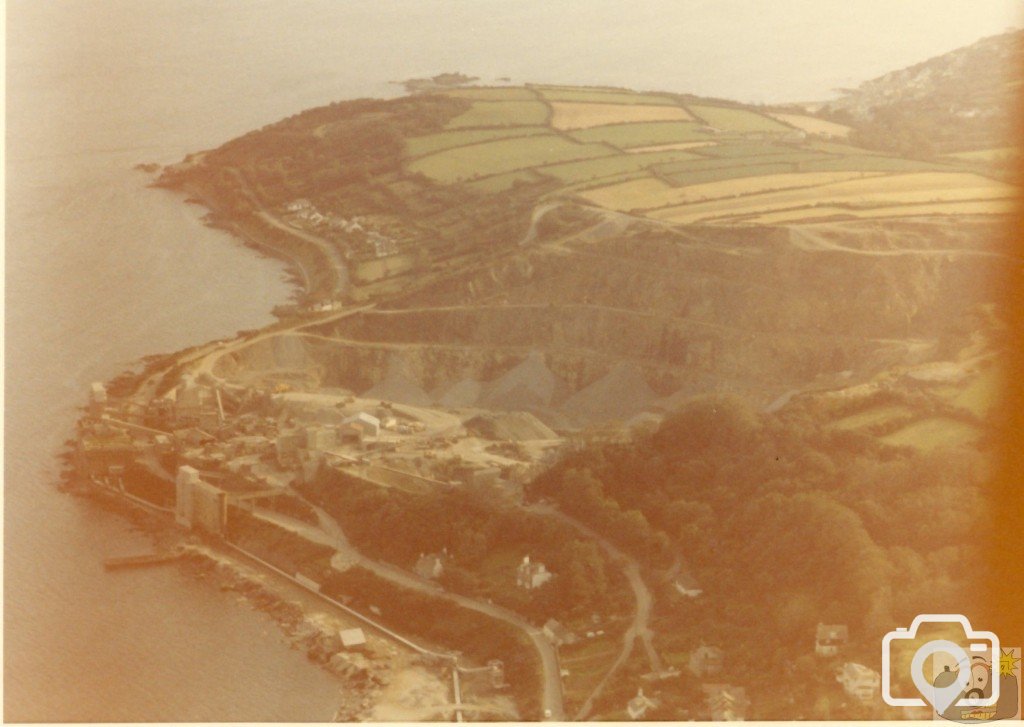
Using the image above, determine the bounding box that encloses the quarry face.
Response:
[209,214,1008,433]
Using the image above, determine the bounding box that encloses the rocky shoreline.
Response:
[63,479,411,722]
[178,545,390,721]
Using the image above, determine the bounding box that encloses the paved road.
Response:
[522,503,662,719]
[255,505,567,721]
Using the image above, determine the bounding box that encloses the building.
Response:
[174,465,228,535]
[342,412,380,440]
[516,555,553,590]
[542,619,577,647]
[836,662,880,704]
[340,628,367,650]
[626,687,658,720]
[689,645,724,678]
[414,552,445,580]
[702,684,750,721]
[286,198,312,212]
[816,624,849,657]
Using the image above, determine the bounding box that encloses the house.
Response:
[516,555,553,590]
[342,412,380,440]
[673,573,703,598]
[836,662,880,704]
[816,623,849,657]
[626,687,658,720]
[286,198,312,213]
[702,684,750,721]
[339,628,367,650]
[414,552,445,580]
[689,645,724,677]
[542,619,577,647]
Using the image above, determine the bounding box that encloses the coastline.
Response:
[58,169,388,717]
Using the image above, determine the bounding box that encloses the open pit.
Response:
[210,217,1007,430]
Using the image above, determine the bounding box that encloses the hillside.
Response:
[151,53,1019,719]
[822,30,1023,160]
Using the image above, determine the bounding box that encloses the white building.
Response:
[343,412,380,439]
[340,628,367,650]
[836,662,880,704]
[516,555,553,589]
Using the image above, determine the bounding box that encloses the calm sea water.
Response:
[5,1,1020,721]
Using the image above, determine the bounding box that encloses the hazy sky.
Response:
[7,0,1024,156]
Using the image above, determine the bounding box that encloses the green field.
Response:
[441,87,540,101]
[686,104,792,133]
[944,146,1020,162]
[806,140,886,156]
[662,162,803,187]
[569,121,713,149]
[882,417,982,451]
[536,148,705,184]
[697,141,810,158]
[464,169,546,193]
[409,135,614,183]
[446,100,551,128]
[798,155,951,174]
[652,152,831,186]
[405,126,552,157]
[535,86,679,106]
[560,169,653,193]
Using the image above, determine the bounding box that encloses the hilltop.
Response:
[822,30,1023,160]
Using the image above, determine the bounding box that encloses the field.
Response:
[580,171,885,211]
[569,121,713,149]
[831,405,913,432]
[550,102,693,130]
[534,86,678,105]
[686,104,792,133]
[408,135,614,183]
[950,367,1002,417]
[767,112,852,138]
[537,149,705,185]
[391,83,1019,226]
[464,169,545,193]
[749,199,1019,225]
[627,141,716,153]
[446,100,551,128]
[881,417,982,451]
[405,126,551,158]
[441,87,540,101]
[643,172,1016,224]
[943,146,1020,162]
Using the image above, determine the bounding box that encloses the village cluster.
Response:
[284,198,403,261]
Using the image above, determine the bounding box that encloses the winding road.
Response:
[254,504,567,721]
[521,503,663,720]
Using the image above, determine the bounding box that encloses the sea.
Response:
[5,1,1020,720]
